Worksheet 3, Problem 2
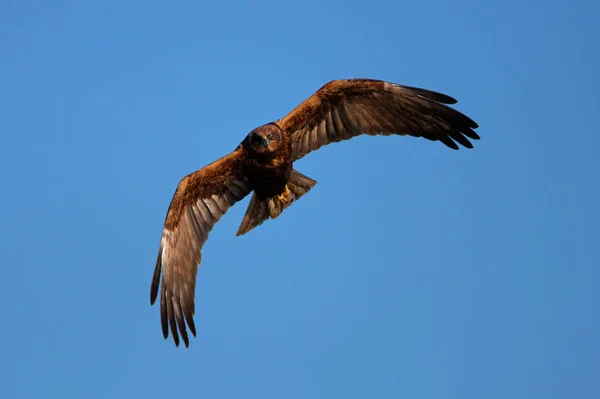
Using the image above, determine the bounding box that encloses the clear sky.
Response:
[1,0,599,398]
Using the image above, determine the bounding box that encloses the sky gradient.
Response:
[1,1,599,398]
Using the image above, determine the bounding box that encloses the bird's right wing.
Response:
[150,146,252,347]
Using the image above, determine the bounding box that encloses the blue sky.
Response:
[1,0,599,398]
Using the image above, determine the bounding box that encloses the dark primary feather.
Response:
[150,147,251,347]
[276,78,479,160]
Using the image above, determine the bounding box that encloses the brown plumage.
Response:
[150,78,480,346]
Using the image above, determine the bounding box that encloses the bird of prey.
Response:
[150,78,480,347]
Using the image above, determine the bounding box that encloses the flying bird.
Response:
[150,78,480,347]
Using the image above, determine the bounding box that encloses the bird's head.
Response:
[246,124,284,155]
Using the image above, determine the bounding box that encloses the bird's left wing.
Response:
[150,146,251,347]
[276,79,479,161]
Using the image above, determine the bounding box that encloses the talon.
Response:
[277,185,291,204]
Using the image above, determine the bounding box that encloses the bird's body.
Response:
[241,123,292,201]
[150,78,480,347]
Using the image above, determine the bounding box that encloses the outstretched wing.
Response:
[276,79,479,161]
[150,146,251,347]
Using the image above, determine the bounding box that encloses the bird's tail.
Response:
[236,169,317,236]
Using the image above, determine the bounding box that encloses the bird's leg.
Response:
[276,185,292,205]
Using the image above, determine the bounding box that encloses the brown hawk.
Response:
[150,78,480,346]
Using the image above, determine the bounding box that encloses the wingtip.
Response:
[188,320,197,338]
[393,83,459,104]
[150,247,163,306]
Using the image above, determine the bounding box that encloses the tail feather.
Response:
[288,169,317,198]
[236,169,317,236]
